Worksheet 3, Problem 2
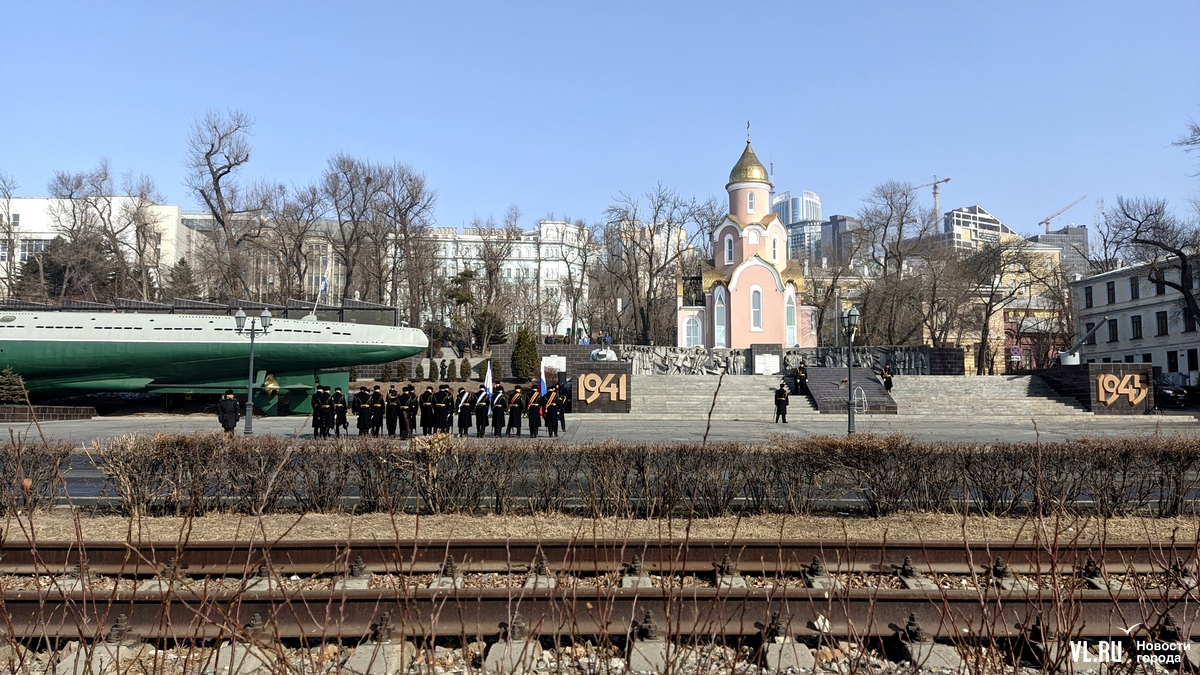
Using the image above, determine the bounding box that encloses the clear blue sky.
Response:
[4,1,1198,237]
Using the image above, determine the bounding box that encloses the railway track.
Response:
[0,539,1196,642]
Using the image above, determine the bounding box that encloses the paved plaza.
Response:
[4,410,1196,445]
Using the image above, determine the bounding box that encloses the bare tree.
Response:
[375,162,438,309]
[118,172,167,301]
[553,218,597,341]
[0,170,18,298]
[321,153,388,302]
[185,109,264,300]
[961,240,1040,375]
[261,182,326,303]
[1104,196,1200,321]
[601,184,707,344]
[855,181,933,345]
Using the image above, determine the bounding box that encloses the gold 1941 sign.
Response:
[579,373,628,404]
[1097,373,1149,407]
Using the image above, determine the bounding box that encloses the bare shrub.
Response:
[1151,437,1200,517]
[581,441,634,517]
[0,435,71,513]
[829,434,919,517]
[959,443,1030,516]
[221,436,292,515]
[352,439,414,514]
[524,443,583,514]
[288,440,354,513]
[412,435,487,514]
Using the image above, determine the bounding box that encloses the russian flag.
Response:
[539,361,547,396]
[484,360,494,396]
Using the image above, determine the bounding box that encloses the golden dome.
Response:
[727,141,772,188]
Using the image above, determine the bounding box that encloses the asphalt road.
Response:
[4,410,1196,446]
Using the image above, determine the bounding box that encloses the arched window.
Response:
[714,288,727,348]
[724,235,734,264]
[747,192,755,213]
[786,294,797,346]
[685,317,701,347]
[772,236,778,261]
[749,229,760,245]
[750,285,762,331]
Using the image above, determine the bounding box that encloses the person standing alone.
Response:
[774,382,789,423]
[217,390,240,434]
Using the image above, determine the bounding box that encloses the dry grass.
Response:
[7,510,1197,543]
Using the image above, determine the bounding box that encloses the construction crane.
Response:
[1039,196,1087,233]
[914,176,952,223]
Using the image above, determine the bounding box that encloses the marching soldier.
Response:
[544,384,561,437]
[505,385,524,437]
[796,361,808,396]
[353,386,373,435]
[526,386,543,438]
[331,387,349,436]
[368,385,386,436]
[473,385,490,438]
[456,387,473,436]
[385,384,401,436]
[434,384,453,434]
[774,381,789,423]
[419,386,435,435]
[491,385,507,437]
[321,386,336,436]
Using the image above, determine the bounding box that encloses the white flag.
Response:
[484,360,493,396]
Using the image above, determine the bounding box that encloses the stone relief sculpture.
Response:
[604,345,935,375]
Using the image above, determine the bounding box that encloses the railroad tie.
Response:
[341,613,416,675]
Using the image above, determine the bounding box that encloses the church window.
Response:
[749,230,759,245]
[724,235,734,264]
[685,317,701,347]
[747,192,755,213]
[714,288,727,347]
[786,294,797,346]
[772,236,778,261]
[750,286,762,331]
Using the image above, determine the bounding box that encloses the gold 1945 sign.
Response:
[579,373,628,404]
[1097,373,1148,407]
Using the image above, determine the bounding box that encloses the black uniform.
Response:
[796,363,808,395]
[473,387,490,437]
[433,386,453,433]
[544,387,560,437]
[525,389,543,438]
[490,388,507,437]
[368,387,386,436]
[419,388,435,435]
[456,389,473,436]
[385,385,400,436]
[311,388,332,438]
[331,390,348,436]
[397,387,417,440]
[505,388,524,437]
[882,366,894,393]
[774,385,789,423]
[217,392,239,433]
[353,388,372,435]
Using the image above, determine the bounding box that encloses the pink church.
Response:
[677,139,817,349]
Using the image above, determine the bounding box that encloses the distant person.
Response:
[506,385,524,437]
[774,382,789,423]
[217,390,240,434]
[580,335,590,346]
[353,386,373,435]
[331,387,349,437]
[385,384,401,436]
[491,385,507,437]
[796,361,808,395]
[456,387,473,436]
[603,334,612,346]
[473,384,490,438]
[882,365,894,394]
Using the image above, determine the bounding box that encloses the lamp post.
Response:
[841,306,860,435]
[234,308,272,435]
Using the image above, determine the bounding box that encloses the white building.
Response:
[770,189,822,225]
[428,219,590,337]
[941,205,1020,251]
[1072,260,1199,384]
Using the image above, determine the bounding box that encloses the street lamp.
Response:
[841,306,860,435]
[234,308,272,435]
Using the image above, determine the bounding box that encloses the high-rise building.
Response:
[1028,225,1089,276]
[821,214,863,264]
[771,189,822,225]
[787,220,824,261]
[941,205,1019,251]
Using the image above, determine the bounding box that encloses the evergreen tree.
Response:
[493,359,504,381]
[163,258,202,300]
[460,357,471,381]
[396,361,410,382]
[446,359,458,381]
[380,363,393,382]
[511,327,539,380]
[0,367,26,404]
[415,362,425,381]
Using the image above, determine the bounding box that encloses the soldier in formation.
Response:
[368,385,386,436]
[332,387,348,436]
[525,386,543,438]
[353,386,373,435]
[543,384,561,437]
[505,385,525,437]
[311,385,332,438]
[490,385,507,437]
[397,384,417,440]
[434,384,453,433]
[456,387,474,436]
[419,386,435,435]
[385,384,401,436]
[473,385,490,438]
[796,361,808,396]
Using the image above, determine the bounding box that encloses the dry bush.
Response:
[288,440,354,513]
[411,435,488,514]
[221,436,292,515]
[580,441,635,517]
[959,443,1030,516]
[352,439,414,513]
[0,436,71,513]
